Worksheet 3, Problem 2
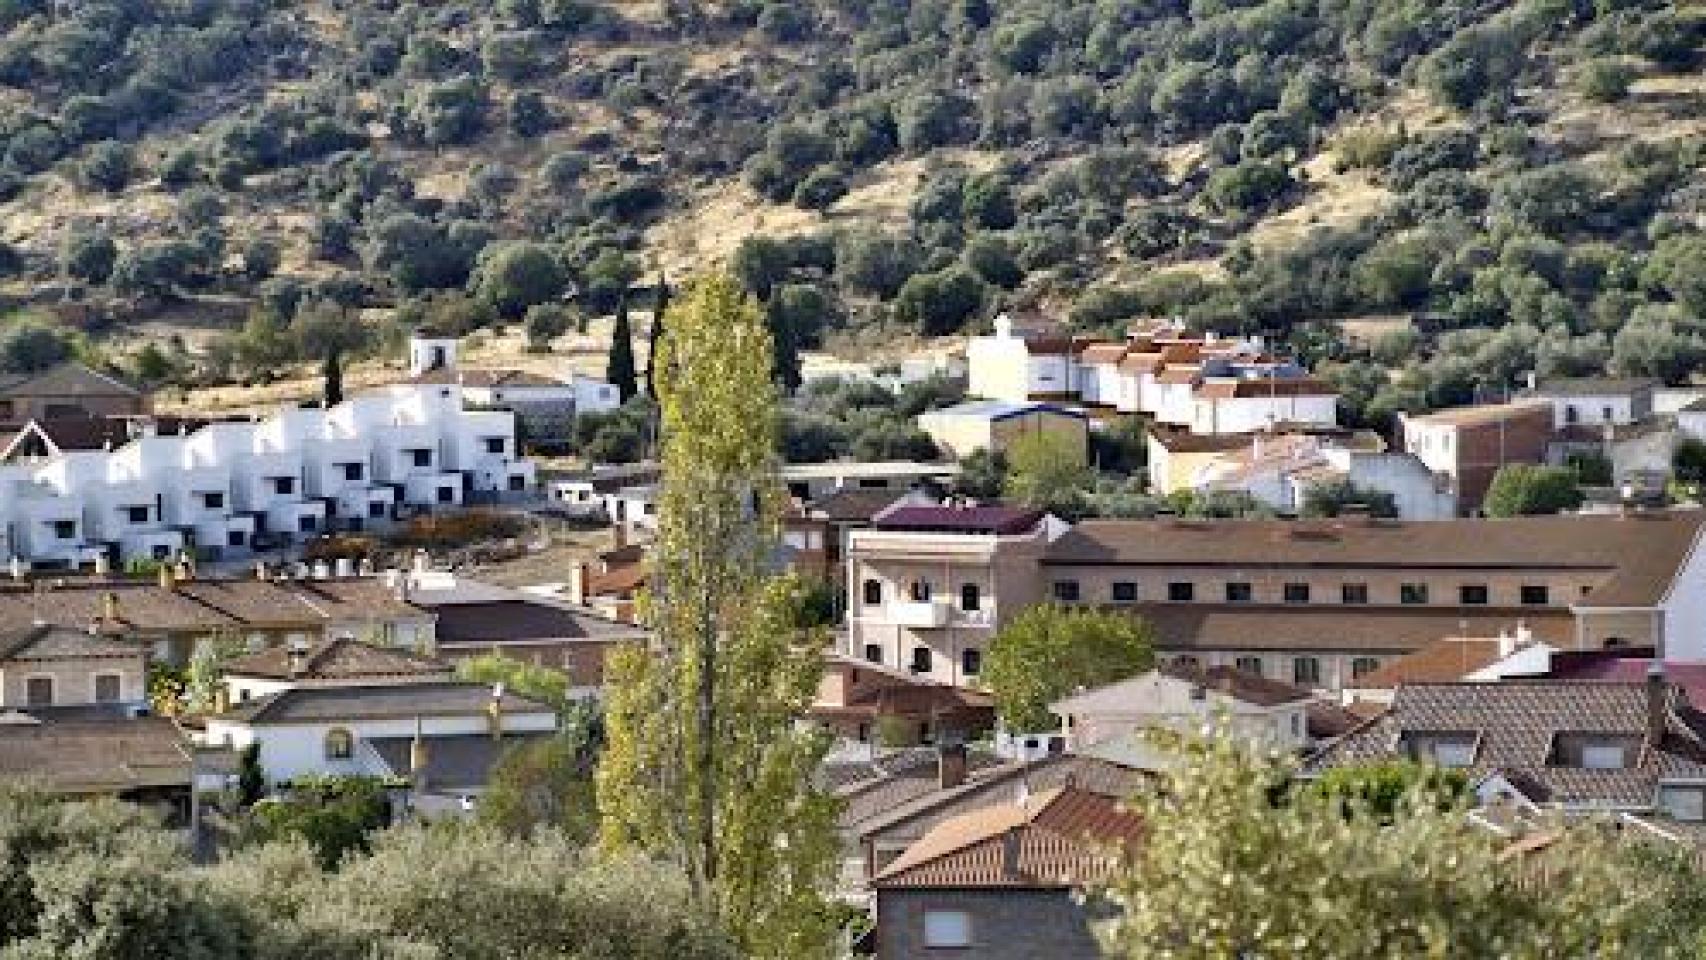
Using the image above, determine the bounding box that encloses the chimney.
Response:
[157,564,176,592]
[487,683,504,741]
[410,715,429,794]
[102,591,119,624]
[567,562,590,606]
[93,554,110,578]
[1648,662,1668,746]
[255,561,269,582]
[611,521,628,552]
[8,557,23,581]
[287,638,309,678]
[937,741,968,790]
[1000,826,1023,881]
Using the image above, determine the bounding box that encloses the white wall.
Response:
[203,711,557,784]
[1661,526,1706,663]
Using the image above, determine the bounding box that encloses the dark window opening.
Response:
[863,579,882,606]
[1341,583,1369,605]
[1168,582,1194,602]
[1283,583,1310,605]
[1459,584,1489,605]
[1225,582,1252,604]
[1520,585,1549,605]
[1052,580,1080,603]
[1111,581,1138,604]
[1400,583,1429,605]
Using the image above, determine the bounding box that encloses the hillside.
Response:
[0,0,1701,430]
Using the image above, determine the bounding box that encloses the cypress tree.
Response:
[606,295,638,402]
[646,273,670,400]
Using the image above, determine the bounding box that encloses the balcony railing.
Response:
[884,600,952,628]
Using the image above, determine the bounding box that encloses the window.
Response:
[272,476,295,495]
[484,437,506,454]
[1234,656,1263,676]
[508,476,525,492]
[863,643,882,664]
[1400,583,1429,605]
[923,911,972,949]
[125,505,149,523]
[1341,583,1369,605]
[1111,581,1138,604]
[94,674,121,703]
[910,647,932,674]
[202,492,224,509]
[1403,732,1477,767]
[1602,405,1613,421]
[151,545,170,560]
[1052,580,1081,603]
[962,648,982,676]
[1565,404,1579,424]
[342,462,364,481]
[51,520,75,539]
[369,502,386,519]
[437,487,454,504]
[1173,655,1200,670]
[857,477,887,488]
[1293,657,1321,686]
[410,449,432,467]
[1225,582,1252,604]
[1168,582,1195,602]
[227,531,246,547]
[299,515,317,533]
[1660,786,1706,822]
[1283,583,1311,605]
[960,583,981,612]
[1520,585,1549,605]
[1351,656,1380,679]
[1459,584,1489,605]
[1581,744,1627,770]
[324,728,354,760]
[24,677,53,707]
[863,579,882,606]
[909,580,932,603]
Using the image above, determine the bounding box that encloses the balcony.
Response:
[885,600,952,629]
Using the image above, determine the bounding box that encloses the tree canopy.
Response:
[982,604,1155,732]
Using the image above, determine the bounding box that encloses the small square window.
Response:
[1400,583,1429,605]
[1352,656,1380,679]
[1520,585,1549,605]
[410,449,432,468]
[1341,583,1369,605]
[1111,581,1138,604]
[227,531,246,547]
[910,647,932,674]
[1283,583,1310,605]
[202,492,224,509]
[94,674,121,703]
[484,437,506,454]
[508,476,526,491]
[961,584,981,611]
[1293,657,1320,686]
[923,911,971,949]
[125,505,149,523]
[1234,656,1264,677]
[298,516,317,533]
[342,463,364,481]
[1225,582,1252,604]
[437,487,455,504]
[1168,582,1194,602]
[863,643,882,664]
[51,520,76,539]
[25,677,53,706]
[272,476,295,496]
[962,648,982,676]
[369,502,387,519]
[1052,580,1081,603]
[1460,584,1489,605]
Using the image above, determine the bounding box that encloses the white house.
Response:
[0,381,535,568]
[1050,664,1313,766]
[408,332,620,449]
[202,680,558,807]
[1188,434,1455,520]
[779,461,962,503]
[965,315,1079,402]
[1530,377,1656,432]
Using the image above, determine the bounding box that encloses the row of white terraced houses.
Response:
[0,383,534,569]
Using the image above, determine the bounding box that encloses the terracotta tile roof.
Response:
[853,754,1149,840]
[0,623,145,661]
[1353,638,1512,690]
[1077,343,1129,365]
[0,716,189,793]
[835,750,1008,827]
[1160,344,1202,365]
[223,638,452,681]
[173,578,426,626]
[873,786,1142,889]
[1164,663,1313,706]
[217,682,555,725]
[1195,378,1337,400]
[0,584,235,634]
[1145,428,1253,454]
[1305,700,1365,739]
[1053,665,1310,718]
[1045,514,1705,608]
[1118,603,1575,654]
[875,505,1044,535]
[1155,368,1200,385]
[588,560,648,598]
[1118,352,1167,373]
[1303,680,1706,807]
[809,488,912,522]
[1402,400,1552,428]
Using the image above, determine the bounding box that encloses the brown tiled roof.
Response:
[0,416,213,455]
[1303,680,1706,807]
[1077,343,1128,365]
[223,638,452,681]
[1045,514,1705,608]
[588,561,648,598]
[410,368,568,388]
[0,363,142,400]
[810,488,911,522]
[1195,378,1337,400]
[1162,663,1313,706]
[1353,638,1511,690]
[1124,604,1574,654]
[0,578,427,635]
[0,584,235,634]
[176,578,427,626]
[835,750,1007,827]
[218,682,555,725]
[1145,428,1253,454]
[853,754,1149,840]
[873,786,1142,889]
[0,717,189,794]
[0,624,144,661]
[1305,700,1365,740]
[1118,352,1166,374]
[1155,368,1200,385]
[1402,400,1551,428]
[1160,344,1202,365]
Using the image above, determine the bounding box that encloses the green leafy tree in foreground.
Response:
[1098,733,1704,958]
[1483,463,1584,517]
[982,604,1154,732]
[597,274,839,959]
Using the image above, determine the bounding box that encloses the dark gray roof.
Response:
[1303,681,1706,807]
[427,598,645,644]
[366,731,557,791]
[219,683,555,725]
[0,716,188,793]
[0,623,143,661]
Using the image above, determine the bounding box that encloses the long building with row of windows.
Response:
[0,382,534,569]
[844,506,1706,693]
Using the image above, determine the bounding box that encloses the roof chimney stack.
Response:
[937,741,968,790]
[287,638,309,678]
[157,563,176,593]
[1000,826,1023,881]
[1648,662,1668,747]
[487,683,505,741]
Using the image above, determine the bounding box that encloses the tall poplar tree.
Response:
[606,294,638,402]
[597,274,838,959]
[645,273,670,400]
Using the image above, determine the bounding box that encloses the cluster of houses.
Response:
[15,314,1706,957]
